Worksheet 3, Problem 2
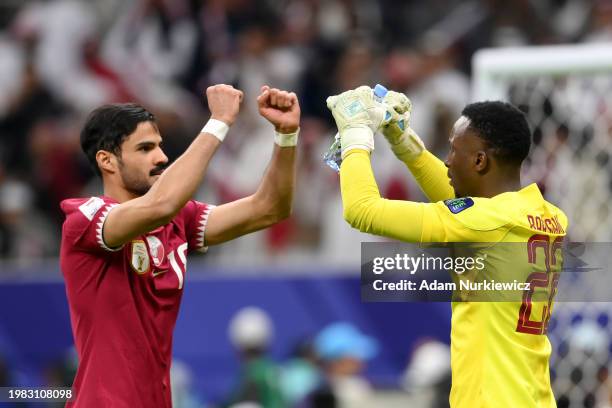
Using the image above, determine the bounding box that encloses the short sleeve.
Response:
[179,200,215,253]
[61,197,124,253]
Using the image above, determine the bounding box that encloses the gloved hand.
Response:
[326,86,387,158]
[380,90,426,163]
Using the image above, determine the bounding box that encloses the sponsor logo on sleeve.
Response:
[444,197,475,214]
[78,197,105,221]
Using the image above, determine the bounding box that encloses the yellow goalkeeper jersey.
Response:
[340,149,568,408]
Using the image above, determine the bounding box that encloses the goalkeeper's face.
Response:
[445,116,487,197]
[115,122,169,197]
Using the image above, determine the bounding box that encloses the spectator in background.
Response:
[43,347,78,408]
[13,0,130,113]
[0,27,66,178]
[101,0,199,115]
[226,307,285,408]
[555,321,608,408]
[383,41,469,159]
[0,17,81,251]
[0,177,57,260]
[585,0,612,42]
[305,322,379,408]
[280,340,322,406]
[402,340,451,408]
[2,1,125,234]
[170,359,202,408]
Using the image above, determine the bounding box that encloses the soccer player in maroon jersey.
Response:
[59,84,300,407]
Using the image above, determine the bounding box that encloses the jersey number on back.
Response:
[516,234,563,335]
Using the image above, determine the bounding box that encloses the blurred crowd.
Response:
[219,307,450,408]
[0,0,611,264]
[0,306,452,408]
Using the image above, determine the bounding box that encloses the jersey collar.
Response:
[490,183,543,203]
[517,183,544,202]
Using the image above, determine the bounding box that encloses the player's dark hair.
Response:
[461,101,531,166]
[80,103,156,176]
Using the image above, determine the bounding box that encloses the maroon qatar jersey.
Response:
[59,196,213,407]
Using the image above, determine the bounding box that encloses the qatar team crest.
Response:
[130,240,150,274]
[146,236,165,267]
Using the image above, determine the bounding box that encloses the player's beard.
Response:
[118,161,153,197]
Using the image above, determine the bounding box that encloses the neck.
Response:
[102,178,138,203]
[474,168,522,198]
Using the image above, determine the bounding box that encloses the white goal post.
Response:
[473,43,612,100]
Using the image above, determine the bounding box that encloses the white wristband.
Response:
[201,119,230,142]
[340,126,374,159]
[274,128,299,147]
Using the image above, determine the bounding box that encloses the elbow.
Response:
[342,195,381,233]
[343,202,364,231]
[276,198,293,221]
[257,194,293,227]
[268,199,293,225]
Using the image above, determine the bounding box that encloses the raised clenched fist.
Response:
[206,84,244,126]
[257,86,301,134]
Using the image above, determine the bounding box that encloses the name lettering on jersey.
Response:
[526,214,565,234]
[131,240,150,274]
[146,236,165,267]
[444,197,474,214]
[78,197,105,221]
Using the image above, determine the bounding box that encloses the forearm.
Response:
[203,143,297,246]
[340,149,425,242]
[378,89,454,202]
[252,144,297,222]
[404,150,455,202]
[146,132,221,217]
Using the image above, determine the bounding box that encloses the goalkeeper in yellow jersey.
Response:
[326,86,568,408]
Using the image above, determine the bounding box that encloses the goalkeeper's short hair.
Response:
[461,101,531,166]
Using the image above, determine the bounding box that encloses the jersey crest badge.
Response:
[146,236,165,267]
[444,197,474,214]
[131,240,150,274]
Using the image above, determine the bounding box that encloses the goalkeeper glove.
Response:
[326,86,387,158]
[381,90,426,163]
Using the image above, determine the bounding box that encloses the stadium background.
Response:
[0,0,611,407]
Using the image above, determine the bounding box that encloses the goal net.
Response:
[473,44,612,408]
